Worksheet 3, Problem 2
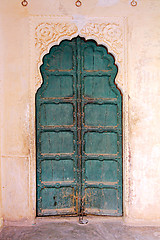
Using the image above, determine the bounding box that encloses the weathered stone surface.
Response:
[1,219,160,240]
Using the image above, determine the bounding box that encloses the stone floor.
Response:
[1,217,160,240]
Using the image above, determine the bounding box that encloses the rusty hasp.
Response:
[79,198,88,224]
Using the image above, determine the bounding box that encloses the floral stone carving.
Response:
[34,20,125,90]
[81,22,124,87]
[35,22,78,88]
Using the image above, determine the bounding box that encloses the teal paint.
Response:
[36,37,122,216]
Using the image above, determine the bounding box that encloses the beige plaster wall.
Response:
[0,0,160,224]
[0,12,3,227]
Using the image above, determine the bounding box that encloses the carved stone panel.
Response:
[80,21,125,88]
[30,17,126,91]
[34,21,78,89]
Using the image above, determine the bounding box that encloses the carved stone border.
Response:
[29,16,129,219]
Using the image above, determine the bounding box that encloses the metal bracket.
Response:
[75,0,82,7]
[21,0,28,6]
[130,0,137,7]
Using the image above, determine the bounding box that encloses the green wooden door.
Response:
[36,37,122,217]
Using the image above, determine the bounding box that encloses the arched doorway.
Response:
[36,36,122,217]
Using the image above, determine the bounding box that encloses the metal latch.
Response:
[79,199,88,224]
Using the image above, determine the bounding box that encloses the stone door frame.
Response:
[29,16,129,219]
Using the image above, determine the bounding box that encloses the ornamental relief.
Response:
[35,22,78,89]
[35,22,78,60]
[81,22,123,56]
[34,19,125,90]
[80,22,124,88]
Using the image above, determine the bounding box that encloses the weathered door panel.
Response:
[36,40,78,216]
[80,40,122,216]
[36,37,122,217]
[84,104,118,127]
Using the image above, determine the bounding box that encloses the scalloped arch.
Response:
[36,33,119,88]
[40,36,117,73]
[39,36,120,97]
[34,21,124,93]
